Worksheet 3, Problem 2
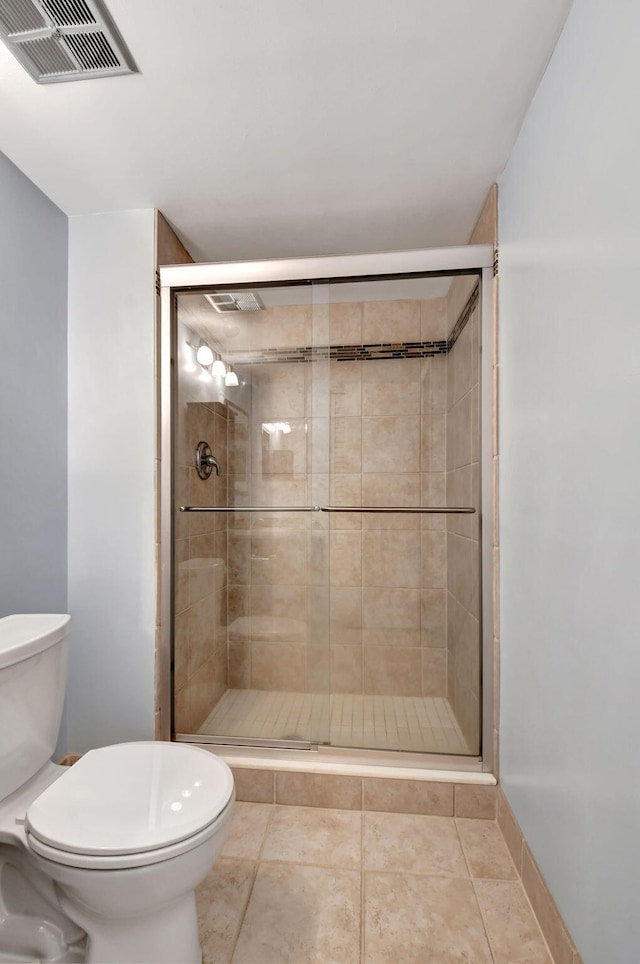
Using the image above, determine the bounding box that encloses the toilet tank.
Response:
[0,614,70,800]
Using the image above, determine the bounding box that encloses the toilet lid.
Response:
[26,742,234,857]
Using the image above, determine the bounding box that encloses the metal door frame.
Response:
[157,245,496,773]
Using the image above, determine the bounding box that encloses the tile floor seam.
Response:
[228,803,277,963]
[362,867,484,883]
[227,859,259,964]
[453,814,498,964]
[469,875,499,964]
[508,872,558,964]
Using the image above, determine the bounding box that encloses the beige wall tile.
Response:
[422,530,446,589]
[362,358,421,416]
[174,538,190,615]
[421,413,446,472]
[230,767,275,803]
[330,302,362,344]
[330,586,362,627]
[228,639,250,689]
[447,532,479,616]
[330,644,363,693]
[362,415,420,473]
[363,529,421,588]
[454,784,496,819]
[173,683,191,733]
[330,361,362,417]
[420,297,448,341]
[251,642,306,691]
[361,473,420,530]
[522,844,575,964]
[330,474,361,528]
[275,772,362,810]
[251,584,306,618]
[228,530,250,585]
[187,593,216,674]
[421,588,446,647]
[362,299,420,343]
[251,529,306,586]
[363,587,420,630]
[420,472,446,530]
[447,320,474,408]
[363,646,421,696]
[189,654,219,730]
[329,530,362,586]
[251,363,306,419]
[364,627,420,648]
[422,647,447,696]
[446,392,473,471]
[497,789,524,874]
[363,778,453,816]
[331,416,362,473]
[421,354,447,414]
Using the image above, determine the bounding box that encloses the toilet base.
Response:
[57,890,201,964]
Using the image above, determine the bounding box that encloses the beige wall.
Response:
[225,298,451,699]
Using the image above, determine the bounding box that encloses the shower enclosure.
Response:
[160,247,494,766]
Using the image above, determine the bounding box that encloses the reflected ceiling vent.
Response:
[0,0,137,83]
[205,292,264,314]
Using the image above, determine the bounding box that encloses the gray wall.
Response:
[67,211,156,752]
[0,150,68,619]
[499,0,640,961]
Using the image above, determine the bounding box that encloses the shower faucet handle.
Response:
[195,441,220,479]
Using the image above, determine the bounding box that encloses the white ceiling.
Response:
[0,0,572,263]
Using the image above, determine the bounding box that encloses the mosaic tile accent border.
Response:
[226,283,480,365]
[227,339,449,365]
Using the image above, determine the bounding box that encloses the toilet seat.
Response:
[25,742,234,867]
[26,796,234,870]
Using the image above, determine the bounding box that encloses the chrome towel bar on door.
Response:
[320,506,476,514]
[179,505,322,512]
[179,505,475,514]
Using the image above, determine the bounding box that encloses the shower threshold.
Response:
[196,689,471,756]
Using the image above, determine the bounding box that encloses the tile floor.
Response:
[199,689,470,754]
[196,801,553,963]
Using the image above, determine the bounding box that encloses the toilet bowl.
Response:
[0,614,235,964]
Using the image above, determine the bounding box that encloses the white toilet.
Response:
[0,613,235,964]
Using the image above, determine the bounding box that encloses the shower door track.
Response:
[158,243,497,775]
[175,733,319,751]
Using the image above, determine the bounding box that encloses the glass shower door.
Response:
[172,283,330,747]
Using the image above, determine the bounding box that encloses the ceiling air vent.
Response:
[205,293,264,314]
[0,0,137,83]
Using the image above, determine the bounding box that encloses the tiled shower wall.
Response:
[174,319,230,733]
[445,281,481,750]
[226,298,452,699]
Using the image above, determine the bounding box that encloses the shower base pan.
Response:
[197,689,471,755]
